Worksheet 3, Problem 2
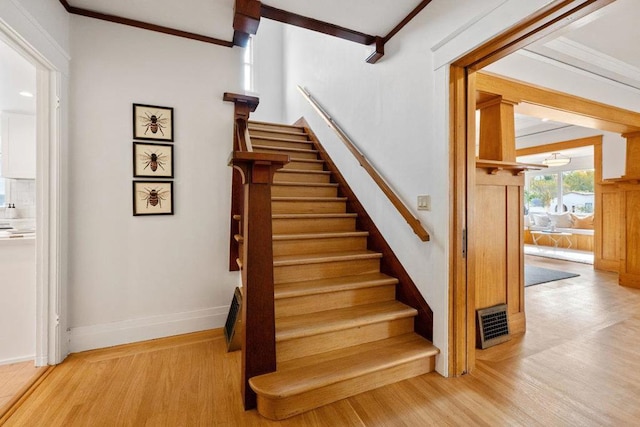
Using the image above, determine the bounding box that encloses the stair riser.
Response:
[274,258,380,284]
[273,171,331,184]
[249,124,306,134]
[275,285,396,318]
[253,147,318,160]
[256,356,435,420]
[280,161,325,171]
[251,138,314,151]
[273,236,367,256]
[271,185,338,198]
[272,217,356,234]
[272,200,346,215]
[249,130,310,141]
[276,317,414,362]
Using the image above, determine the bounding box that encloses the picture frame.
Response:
[133,103,174,142]
[133,181,174,216]
[133,142,174,178]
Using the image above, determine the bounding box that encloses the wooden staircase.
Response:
[244,120,439,420]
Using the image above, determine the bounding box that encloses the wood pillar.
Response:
[478,96,518,162]
[230,152,288,409]
[233,0,261,47]
[223,93,260,271]
[616,132,640,288]
[622,131,640,179]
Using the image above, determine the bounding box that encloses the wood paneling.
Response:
[620,188,640,288]
[475,169,526,335]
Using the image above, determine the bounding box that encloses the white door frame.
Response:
[0,21,66,366]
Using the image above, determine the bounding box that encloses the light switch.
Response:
[417,195,431,211]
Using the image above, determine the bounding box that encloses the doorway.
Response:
[0,18,65,368]
[449,0,623,376]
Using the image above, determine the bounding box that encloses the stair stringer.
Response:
[294,117,434,341]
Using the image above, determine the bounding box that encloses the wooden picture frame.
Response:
[133,181,174,216]
[133,142,174,178]
[133,103,174,142]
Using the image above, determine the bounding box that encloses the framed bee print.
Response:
[133,142,174,178]
[133,181,174,216]
[133,103,174,142]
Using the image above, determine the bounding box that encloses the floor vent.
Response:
[476,304,510,349]
[224,287,243,352]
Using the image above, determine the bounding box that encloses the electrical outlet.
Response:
[417,195,431,211]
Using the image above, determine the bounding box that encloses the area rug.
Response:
[524,265,579,287]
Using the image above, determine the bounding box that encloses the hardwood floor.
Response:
[0,361,47,421]
[4,256,640,425]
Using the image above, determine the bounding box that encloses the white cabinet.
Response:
[1,112,36,179]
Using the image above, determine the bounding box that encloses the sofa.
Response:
[523,211,594,251]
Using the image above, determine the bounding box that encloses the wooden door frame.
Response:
[449,0,617,376]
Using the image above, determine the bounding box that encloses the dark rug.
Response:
[525,265,579,287]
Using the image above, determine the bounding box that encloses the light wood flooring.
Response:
[0,361,47,421]
[4,255,640,426]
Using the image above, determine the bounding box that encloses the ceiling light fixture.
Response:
[19,91,33,97]
[542,152,571,167]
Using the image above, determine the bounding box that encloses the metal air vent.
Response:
[476,303,510,349]
[224,287,243,352]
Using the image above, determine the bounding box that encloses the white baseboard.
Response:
[0,355,35,366]
[69,306,229,353]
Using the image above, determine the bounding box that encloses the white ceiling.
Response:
[0,37,36,115]
[3,0,640,154]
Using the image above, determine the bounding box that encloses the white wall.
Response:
[278,0,570,375]
[0,239,35,364]
[68,16,242,352]
[250,18,285,123]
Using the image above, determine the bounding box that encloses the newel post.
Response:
[229,151,288,410]
[224,92,260,271]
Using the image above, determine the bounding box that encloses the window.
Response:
[243,36,254,92]
[525,168,594,215]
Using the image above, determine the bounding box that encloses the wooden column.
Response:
[474,95,525,336]
[223,93,259,271]
[478,96,518,162]
[230,151,288,409]
[616,132,640,288]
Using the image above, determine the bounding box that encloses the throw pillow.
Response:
[571,213,594,229]
[533,214,550,227]
[549,212,574,228]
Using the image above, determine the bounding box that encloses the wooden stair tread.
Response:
[248,120,305,131]
[273,231,368,241]
[273,182,338,188]
[275,300,417,342]
[253,145,317,155]
[248,127,309,138]
[274,250,382,266]
[272,196,347,202]
[275,272,398,299]
[272,213,357,219]
[252,136,314,145]
[275,169,331,175]
[250,334,438,398]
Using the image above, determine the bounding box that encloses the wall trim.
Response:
[69,306,230,353]
[0,355,36,366]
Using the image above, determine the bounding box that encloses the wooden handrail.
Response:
[297,86,430,242]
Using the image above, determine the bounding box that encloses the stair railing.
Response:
[223,92,289,410]
[297,86,430,242]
